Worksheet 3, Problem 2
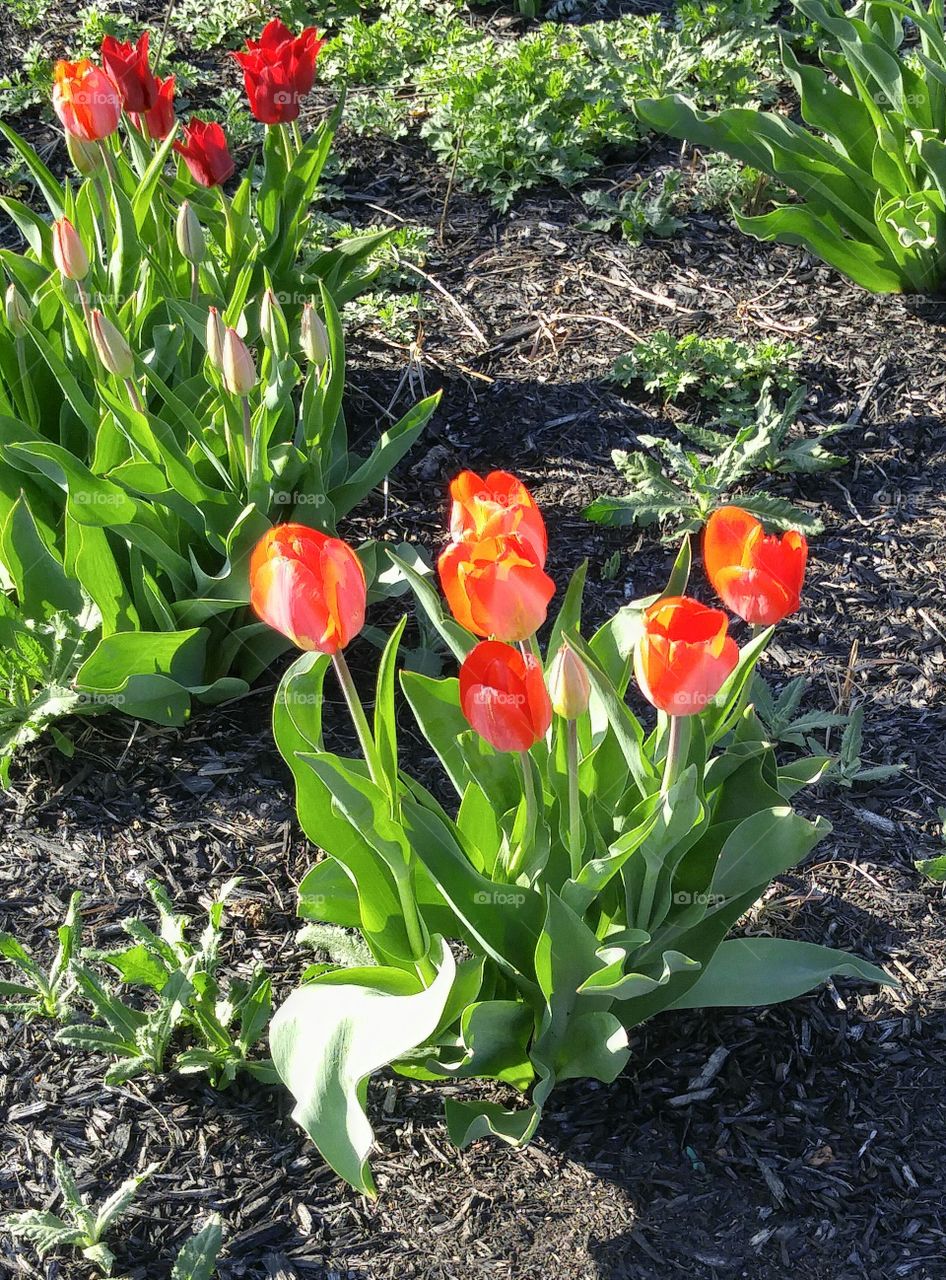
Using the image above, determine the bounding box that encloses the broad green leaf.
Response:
[269,937,456,1196]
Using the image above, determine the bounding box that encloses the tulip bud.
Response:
[300,301,329,368]
[90,309,135,379]
[4,284,29,337]
[52,217,90,282]
[260,288,284,349]
[547,641,590,720]
[65,131,104,177]
[206,307,225,373]
[222,326,257,395]
[176,200,205,265]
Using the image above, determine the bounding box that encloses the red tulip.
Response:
[141,74,175,140]
[232,18,324,125]
[250,524,366,655]
[634,595,739,717]
[439,534,555,643]
[459,641,552,753]
[448,470,547,566]
[101,32,157,113]
[703,506,807,626]
[174,119,235,187]
[52,59,121,142]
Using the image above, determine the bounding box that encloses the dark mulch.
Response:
[2,22,946,1280]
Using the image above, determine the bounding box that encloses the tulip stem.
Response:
[332,650,433,981]
[124,379,145,415]
[279,123,295,172]
[291,120,304,153]
[241,395,253,480]
[566,718,582,880]
[507,751,538,882]
[661,715,684,798]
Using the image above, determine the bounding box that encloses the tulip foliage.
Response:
[0,23,437,732]
[636,0,946,293]
[261,480,893,1196]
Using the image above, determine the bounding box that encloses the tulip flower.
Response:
[634,595,738,717]
[52,218,90,282]
[439,534,555,643]
[222,328,257,396]
[4,285,29,337]
[448,470,547,566]
[206,307,225,374]
[176,201,204,265]
[141,74,175,141]
[101,32,157,113]
[459,641,551,753]
[547,640,590,720]
[174,119,235,188]
[232,18,325,125]
[703,506,808,627]
[300,302,329,367]
[52,59,121,142]
[65,131,103,176]
[89,309,135,379]
[250,524,366,655]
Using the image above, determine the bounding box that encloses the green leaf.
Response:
[269,938,457,1196]
[329,393,441,518]
[171,1216,225,1280]
[668,937,895,1008]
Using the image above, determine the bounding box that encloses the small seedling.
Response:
[4,1152,155,1276]
[826,706,904,789]
[915,809,946,882]
[751,674,849,750]
[0,891,82,1020]
[580,173,684,244]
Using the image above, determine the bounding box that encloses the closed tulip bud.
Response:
[222,326,256,395]
[260,288,284,348]
[52,217,89,282]
[547,641,590,720]
[65,130,103,176]
[206,307,225,372]
[176,201,204,264]
[4,285,29,336]
[300,301,329,367]
[90,309,135,378]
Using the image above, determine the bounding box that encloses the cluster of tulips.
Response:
[51,18,324,185]
[250,477,808,771]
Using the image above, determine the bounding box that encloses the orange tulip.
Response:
[703,506,807,626]
[250,524,366,655]
[439,534,554,643]
[448,469,547,565]
[459,641,552,752]
[52,217,89,282]
[52,59,121,142]
[634,595,738,717]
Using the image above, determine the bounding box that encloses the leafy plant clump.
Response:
[0,890,82,1018]
[636,0,946,293]
[611,330,803,417]
[585,384,841,538]
[4,1153,155,1276]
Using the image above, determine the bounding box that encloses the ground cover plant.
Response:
[0,19,437,762]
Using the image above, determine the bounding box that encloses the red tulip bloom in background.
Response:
[703,505,807,626]
[142,74,175,140]
[174,120,235,187]
[52,59,121,141]
[634,596,738,716]
[232,18,325,125]
[460,641,552,753]
[448,470,547,565]
[101,32,157,113]
[439,534,555,643]
[250,524,366,655]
